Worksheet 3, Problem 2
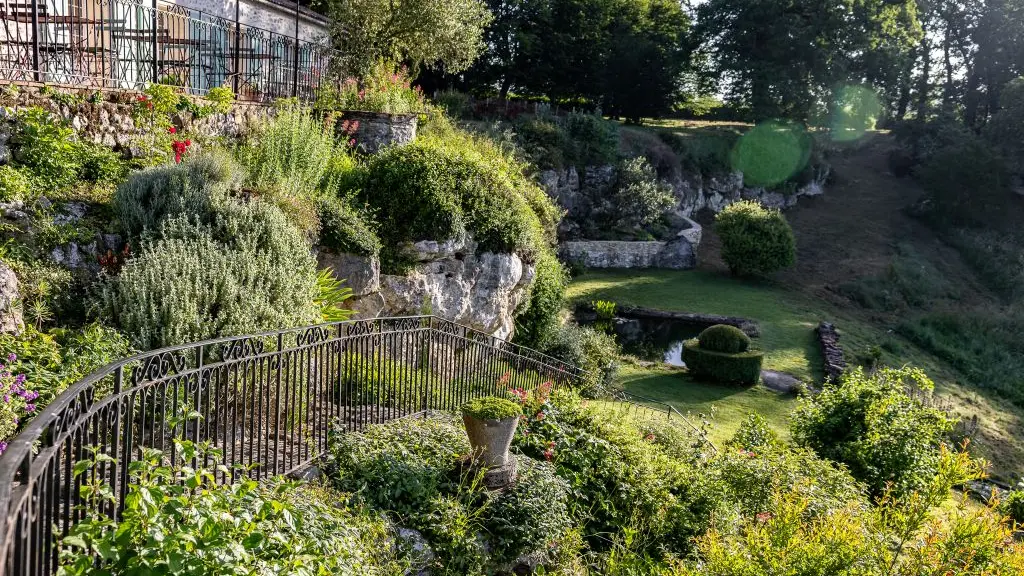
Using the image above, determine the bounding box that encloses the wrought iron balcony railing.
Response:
[0,316,589,576]
[0,0,339,102]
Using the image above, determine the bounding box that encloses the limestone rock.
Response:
[378,251,529,339]
[655,237,696,270]
[0,259,23,335]
[677,216,702,246]
[317,250,380,296]
[402,237,477,262]
[348,291,386,319]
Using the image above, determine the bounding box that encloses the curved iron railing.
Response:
[0,316,588,576]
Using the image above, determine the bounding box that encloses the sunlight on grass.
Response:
[567,268,1024,481]
[614,364,796,447]
[567,269,822,380]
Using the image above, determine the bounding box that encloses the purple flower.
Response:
[24,404,34,413]
[0,441,7,455]
[27,391,38,401]
[2,395,8,403]
[6,353,14,362]
[14,374,25,385]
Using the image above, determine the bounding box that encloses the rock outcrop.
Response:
[0,259,23,335]
[539,164,828,235]
[325,239,535,339]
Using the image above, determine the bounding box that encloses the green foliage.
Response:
[461,396,521,420]
[314,269,354,322]
[791,367,956,499]
[593,299,617,321]
[682,339,763,385]
[513,252,568,349]
[432,89,472,119]
[240,104,342,199]
[512,112,619,171]
[918,138,1011,226]
[10,107,81,190]
[694,0,919,121]
[0,165,32,202]
[0,325,131,440]
[1002,489,1024,525]
[698,324,751,354]
[537,322,619,394]
[482,458,572,565]
[896,311,1024,407]
[61,441,401,575]
[101,204,320,349]
[315,195,382,256]
[986,76,1024,176]
[113,150,242,237]
[564,112,620,167]
[714,200,796,277]
[203,85,235,114]
[462,0,690,120]
[513,390,725,557]
[360,134,553,270]
[727,413,782,451]
[606,157,676,229]
[316,62,426,114]
[77,143,128,185]
[324,0,491,77]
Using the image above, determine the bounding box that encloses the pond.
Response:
[575,311,708,367]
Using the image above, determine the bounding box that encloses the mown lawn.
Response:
[614,364,797,448]
[567,268,824,380]
[567,268,1024,483]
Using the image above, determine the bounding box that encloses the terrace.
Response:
[0,0,337,101]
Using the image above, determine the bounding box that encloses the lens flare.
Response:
[730,121,811,188]
[831,85,882,142]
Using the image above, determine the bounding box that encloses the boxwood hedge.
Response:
[682,339,763,385]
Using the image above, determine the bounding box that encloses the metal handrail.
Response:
[0,0,340,101]
[0,315,587,576]
[610,389,718,453]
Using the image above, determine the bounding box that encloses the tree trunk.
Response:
[915,28,932,120]
[942,23,956,114]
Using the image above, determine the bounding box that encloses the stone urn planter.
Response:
[335,110,418,154]
[460,397,521,488]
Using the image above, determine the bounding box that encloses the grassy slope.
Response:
[568,131,1023,482]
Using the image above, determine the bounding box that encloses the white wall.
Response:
[175,0,328,43]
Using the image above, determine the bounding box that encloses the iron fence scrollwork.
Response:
[0,315,592,576]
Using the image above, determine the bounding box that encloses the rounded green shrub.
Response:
[698,324,751,353]
[102,202,319,349]
[315,196,381,256]
[0,165,32,202]
[714,200,796,277]
[114,150,243,237]
[361,137,551,271]
[538,322,619,395]
[461,396,521,421]
[682,339,763,385]
[791,367,956,499]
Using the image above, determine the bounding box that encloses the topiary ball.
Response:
[698,324,751,354]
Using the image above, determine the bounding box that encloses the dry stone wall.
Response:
[0,86,273,152]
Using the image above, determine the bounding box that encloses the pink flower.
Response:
[756,512,773,523]
[543,449,554,461]
[168,126,176,134]
[644,434,656,442]
[535,411,545,421]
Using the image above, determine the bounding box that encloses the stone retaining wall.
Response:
[0,85,273,150]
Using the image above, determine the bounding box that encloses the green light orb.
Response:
[730,121,811,188]
[831,85,882,142]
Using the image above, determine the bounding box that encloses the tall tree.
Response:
[319,0,494,78]
[694,0,920,122]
